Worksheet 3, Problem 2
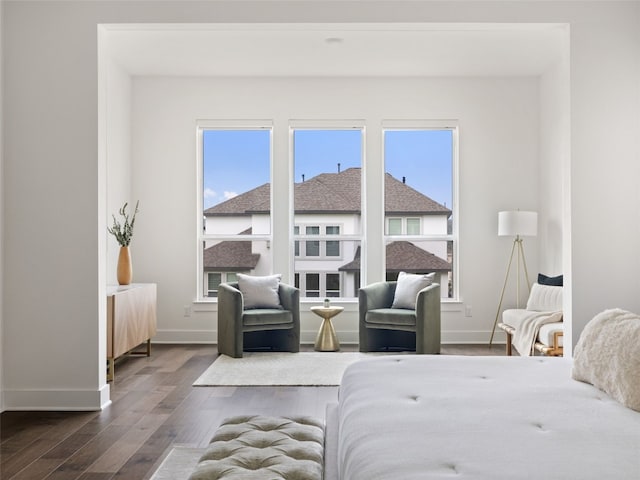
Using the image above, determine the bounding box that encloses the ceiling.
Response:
[105,23,567,77]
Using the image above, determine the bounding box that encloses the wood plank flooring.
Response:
[1,343,505,480]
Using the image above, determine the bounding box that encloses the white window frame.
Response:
[194,119,458,303]
[196,120,273,301]
[382,120,459,300]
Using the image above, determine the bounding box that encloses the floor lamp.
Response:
[489,210,538,346]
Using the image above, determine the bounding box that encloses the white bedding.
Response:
[327,355,640,479]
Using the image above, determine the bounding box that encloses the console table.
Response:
[107,283,157,381]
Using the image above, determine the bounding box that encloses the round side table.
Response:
[310,306,344,352]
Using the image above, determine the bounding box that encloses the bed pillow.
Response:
[391,272,436,309]
[526,283,563,312]
[237,273,283,309]
[538,273,563,286]
[572,309,640,412]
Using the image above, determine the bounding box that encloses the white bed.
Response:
[324,355,640,479]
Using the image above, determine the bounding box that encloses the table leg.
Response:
[315,318,340,352]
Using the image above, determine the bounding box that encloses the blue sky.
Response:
[203,128,453,209]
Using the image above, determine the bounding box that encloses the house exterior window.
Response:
[295,224,342,259]
[406,218,421,235]
[325,226,340,256]
[326,273,340,297]
[295,272,341,298]
[206,272,238,297]
[388,218,402,235]
[305,273,320,297]
[305,226,320,256]
[386,217,422,235]
[207,273,221,297]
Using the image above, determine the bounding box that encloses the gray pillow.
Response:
[391,272,436,309]
[238,273,283,309]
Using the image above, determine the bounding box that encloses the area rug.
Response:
[193,352,373,386]
[149,446,202,480]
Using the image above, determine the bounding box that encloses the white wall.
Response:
[2,1,639,410]
[567,5,640,353]
[131,75,540,345]
[105,51,133,286]
[0,0,5,413]
[539,51,569,278]
[539,40,572,352]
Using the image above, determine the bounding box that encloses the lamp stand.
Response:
[489,235,532,346]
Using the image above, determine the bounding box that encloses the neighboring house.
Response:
[204,167,452,298]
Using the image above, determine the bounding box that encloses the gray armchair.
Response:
[217,282,300,358]
[359,281,441,354]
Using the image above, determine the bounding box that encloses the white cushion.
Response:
[538,322,564,346]
[526,283,563,311]
[237,273,282,310]
[572,308,640,412]
[391,272,435,310]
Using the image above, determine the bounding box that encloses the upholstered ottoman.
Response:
[188,415,324,480]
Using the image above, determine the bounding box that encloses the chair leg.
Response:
[506,332,513,356]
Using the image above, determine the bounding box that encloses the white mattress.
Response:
[330,355,640,479]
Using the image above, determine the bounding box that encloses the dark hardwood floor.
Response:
[0,343,505,479]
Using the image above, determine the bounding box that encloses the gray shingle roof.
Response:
[339,241,451,272]
[204,168,451,216]
[203,240,260,271]
[204,183,270,216]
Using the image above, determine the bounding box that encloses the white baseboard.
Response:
[3,383,111,411]
[153,329,216,344]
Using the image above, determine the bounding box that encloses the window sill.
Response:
[193,297,463,311]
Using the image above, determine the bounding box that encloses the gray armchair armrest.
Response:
[218,282,244,357]
[278,283,300,326]
[415,283,441,354]
[359,282,396,351]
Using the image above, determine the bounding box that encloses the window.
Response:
[384,126,456,299]
[326,226,340,256]
[295,272,341,298]
[207,273,221,297]
[292,127,363,299]
[386,217,422,235]
[388,218,402,235]
[196,121,457,302]
[198,123,272,299]
[326,273,340,297]
[406,218,421,235]
[206,272,238,298]
[295,224,342,259]
[305,226,320,256]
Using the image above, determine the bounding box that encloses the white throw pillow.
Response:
[572,308,640,412]
[238,273,283,310]
[391,272,436,310]
[526,283,563,312]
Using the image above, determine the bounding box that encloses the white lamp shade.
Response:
[498,211,537,237]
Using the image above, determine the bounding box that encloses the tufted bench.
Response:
[188,415,324,480]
